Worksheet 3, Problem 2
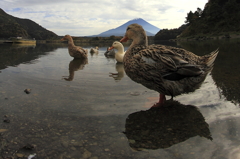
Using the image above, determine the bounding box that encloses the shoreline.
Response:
[176,32,240,41]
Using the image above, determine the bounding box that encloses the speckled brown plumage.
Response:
[61,35,88,59]
[121,24,219,99]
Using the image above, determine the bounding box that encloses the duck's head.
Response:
[61,34,71,41]
[108,41,122,50]
[120,23,147,46]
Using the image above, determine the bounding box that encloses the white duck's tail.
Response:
[206,48,219,67]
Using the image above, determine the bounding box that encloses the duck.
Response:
[61,35,88,59]
[104,47,115,57]
[90,46,99,54]
[108,41,125,63]
[120,23,219,106]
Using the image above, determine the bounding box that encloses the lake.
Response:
[0,39,240,159]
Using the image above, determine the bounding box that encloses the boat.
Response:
[8,37,36,44]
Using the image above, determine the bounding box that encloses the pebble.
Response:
[82,149,92,158]
[3,119,10,123]
[61,141,69,148]
[23,143,36,150]
[0,129,8,133]
[104,148,110,152]
[16,153,24,158]
[24,89,31,94]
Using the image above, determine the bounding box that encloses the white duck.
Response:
[109,41,125,63]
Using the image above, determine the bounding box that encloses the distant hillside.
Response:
[179,0,240,38]
[95,18,160,37]
[154,25,187,41]
[0,8,58,40]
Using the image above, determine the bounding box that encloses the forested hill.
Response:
[0,8,58,40]
[155,0,240,40]
[179,0,240,38]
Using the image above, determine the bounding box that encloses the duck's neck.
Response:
[116,46,124,54]
[131,34,148,48]
[68,38,75,47]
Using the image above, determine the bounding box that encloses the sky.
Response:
[0,0,208,36]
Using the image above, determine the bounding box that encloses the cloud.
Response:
[0,0,208,36]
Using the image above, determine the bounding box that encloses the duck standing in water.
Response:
[120,23,218,107]
[61,35,88,59]
[108,41,125,63]
[108,41,126,78]
[104,47,115,57]
[90,46,99,54]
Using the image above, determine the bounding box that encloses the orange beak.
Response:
[108,46,114,50]
[120,36,128,42]
[60,38,65,41]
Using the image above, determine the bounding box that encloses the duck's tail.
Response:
[205,48,219,67]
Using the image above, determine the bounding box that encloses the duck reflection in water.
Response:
[109,63,125,81]
[123,100,212,151]
[62,58,88,81]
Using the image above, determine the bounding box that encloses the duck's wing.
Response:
[75,46,88,55]
[139,46,203,81]
[69,46,87,58]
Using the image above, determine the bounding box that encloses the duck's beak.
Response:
[120,36,128,43]
[60,38,64,41]
[108,46,114,50]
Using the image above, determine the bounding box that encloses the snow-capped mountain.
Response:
[94,18,160,37]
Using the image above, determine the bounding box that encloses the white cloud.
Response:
[0,0,208,36]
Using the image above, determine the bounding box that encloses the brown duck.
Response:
[61,35,88,59]
[120,23,219,106]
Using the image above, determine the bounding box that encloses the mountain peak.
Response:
[96,18,160,37]
[130,18,143,21]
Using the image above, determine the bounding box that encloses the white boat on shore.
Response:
[8,37,36,44]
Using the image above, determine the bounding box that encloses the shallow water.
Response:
[0,39,240,159]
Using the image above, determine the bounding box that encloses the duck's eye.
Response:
[127,27,130,31]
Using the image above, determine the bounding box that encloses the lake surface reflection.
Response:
[0,39,240,159]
